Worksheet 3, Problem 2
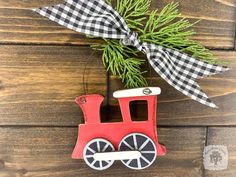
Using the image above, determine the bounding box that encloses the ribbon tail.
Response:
[162,47,229,79]
[195,63,229,79]
[32,0,129,39]
[146,44,228,108]
[33,3,69,28]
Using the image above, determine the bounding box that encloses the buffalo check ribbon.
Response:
[33,0,229,108]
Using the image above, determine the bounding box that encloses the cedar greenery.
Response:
[92,0,220,88]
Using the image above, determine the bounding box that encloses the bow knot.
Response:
[120,31,136,46]
[120,31,145,50]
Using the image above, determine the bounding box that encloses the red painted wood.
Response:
[72,93,166,159]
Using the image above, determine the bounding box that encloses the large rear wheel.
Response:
[118,133,157,170]
[83,138,115,170]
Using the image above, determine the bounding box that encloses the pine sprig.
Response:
[122,58,148,88]
[93,39,148,87]
[140,2,218,63]
[116,0,150,31]
[93,0,221,88]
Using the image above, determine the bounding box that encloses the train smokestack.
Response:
[75,94,104,124]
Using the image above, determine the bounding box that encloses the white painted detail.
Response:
[113,87,161,98]
[94,151,141,161]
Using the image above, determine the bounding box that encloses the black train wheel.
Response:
[83,138,115,170]
[118,133,157,170]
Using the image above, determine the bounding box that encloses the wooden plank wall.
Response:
[0,0,235,176]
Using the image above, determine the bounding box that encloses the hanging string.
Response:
[148,61,154,87]
[82,50,96,95]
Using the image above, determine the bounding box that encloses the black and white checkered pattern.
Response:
[33,0,229,108]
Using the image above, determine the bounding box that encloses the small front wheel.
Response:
[118,133,157,170]
[83,138,115,170]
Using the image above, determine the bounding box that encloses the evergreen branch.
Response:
[92,1,223,89]
[122,58,148,88]
[140,2,220,63]
[93,39,148,88]
[116,0,150,31]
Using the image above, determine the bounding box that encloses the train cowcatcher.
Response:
[72,87,166,170]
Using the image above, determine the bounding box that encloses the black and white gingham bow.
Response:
[33,0,228,108]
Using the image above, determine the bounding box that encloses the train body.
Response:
[72,87,166,170]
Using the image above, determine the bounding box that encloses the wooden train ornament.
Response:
[72,87,166,170]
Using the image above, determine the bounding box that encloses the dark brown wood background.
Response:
[0,0,235,176]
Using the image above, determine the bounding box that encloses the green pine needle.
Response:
[140,2,218,64]
[116,0,150,31]
[93,39,148,87]
[93,0,222,88]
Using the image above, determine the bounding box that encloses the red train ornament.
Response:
[72,87,166,170]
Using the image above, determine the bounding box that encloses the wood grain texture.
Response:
[109,51,236,126]
[154,0,236,49]
[205,127,236,177]
[0,127,206,177]
[0,0,101,45]
[0,1,235,176]
[0,0,235,48]
[0,45,107,126]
